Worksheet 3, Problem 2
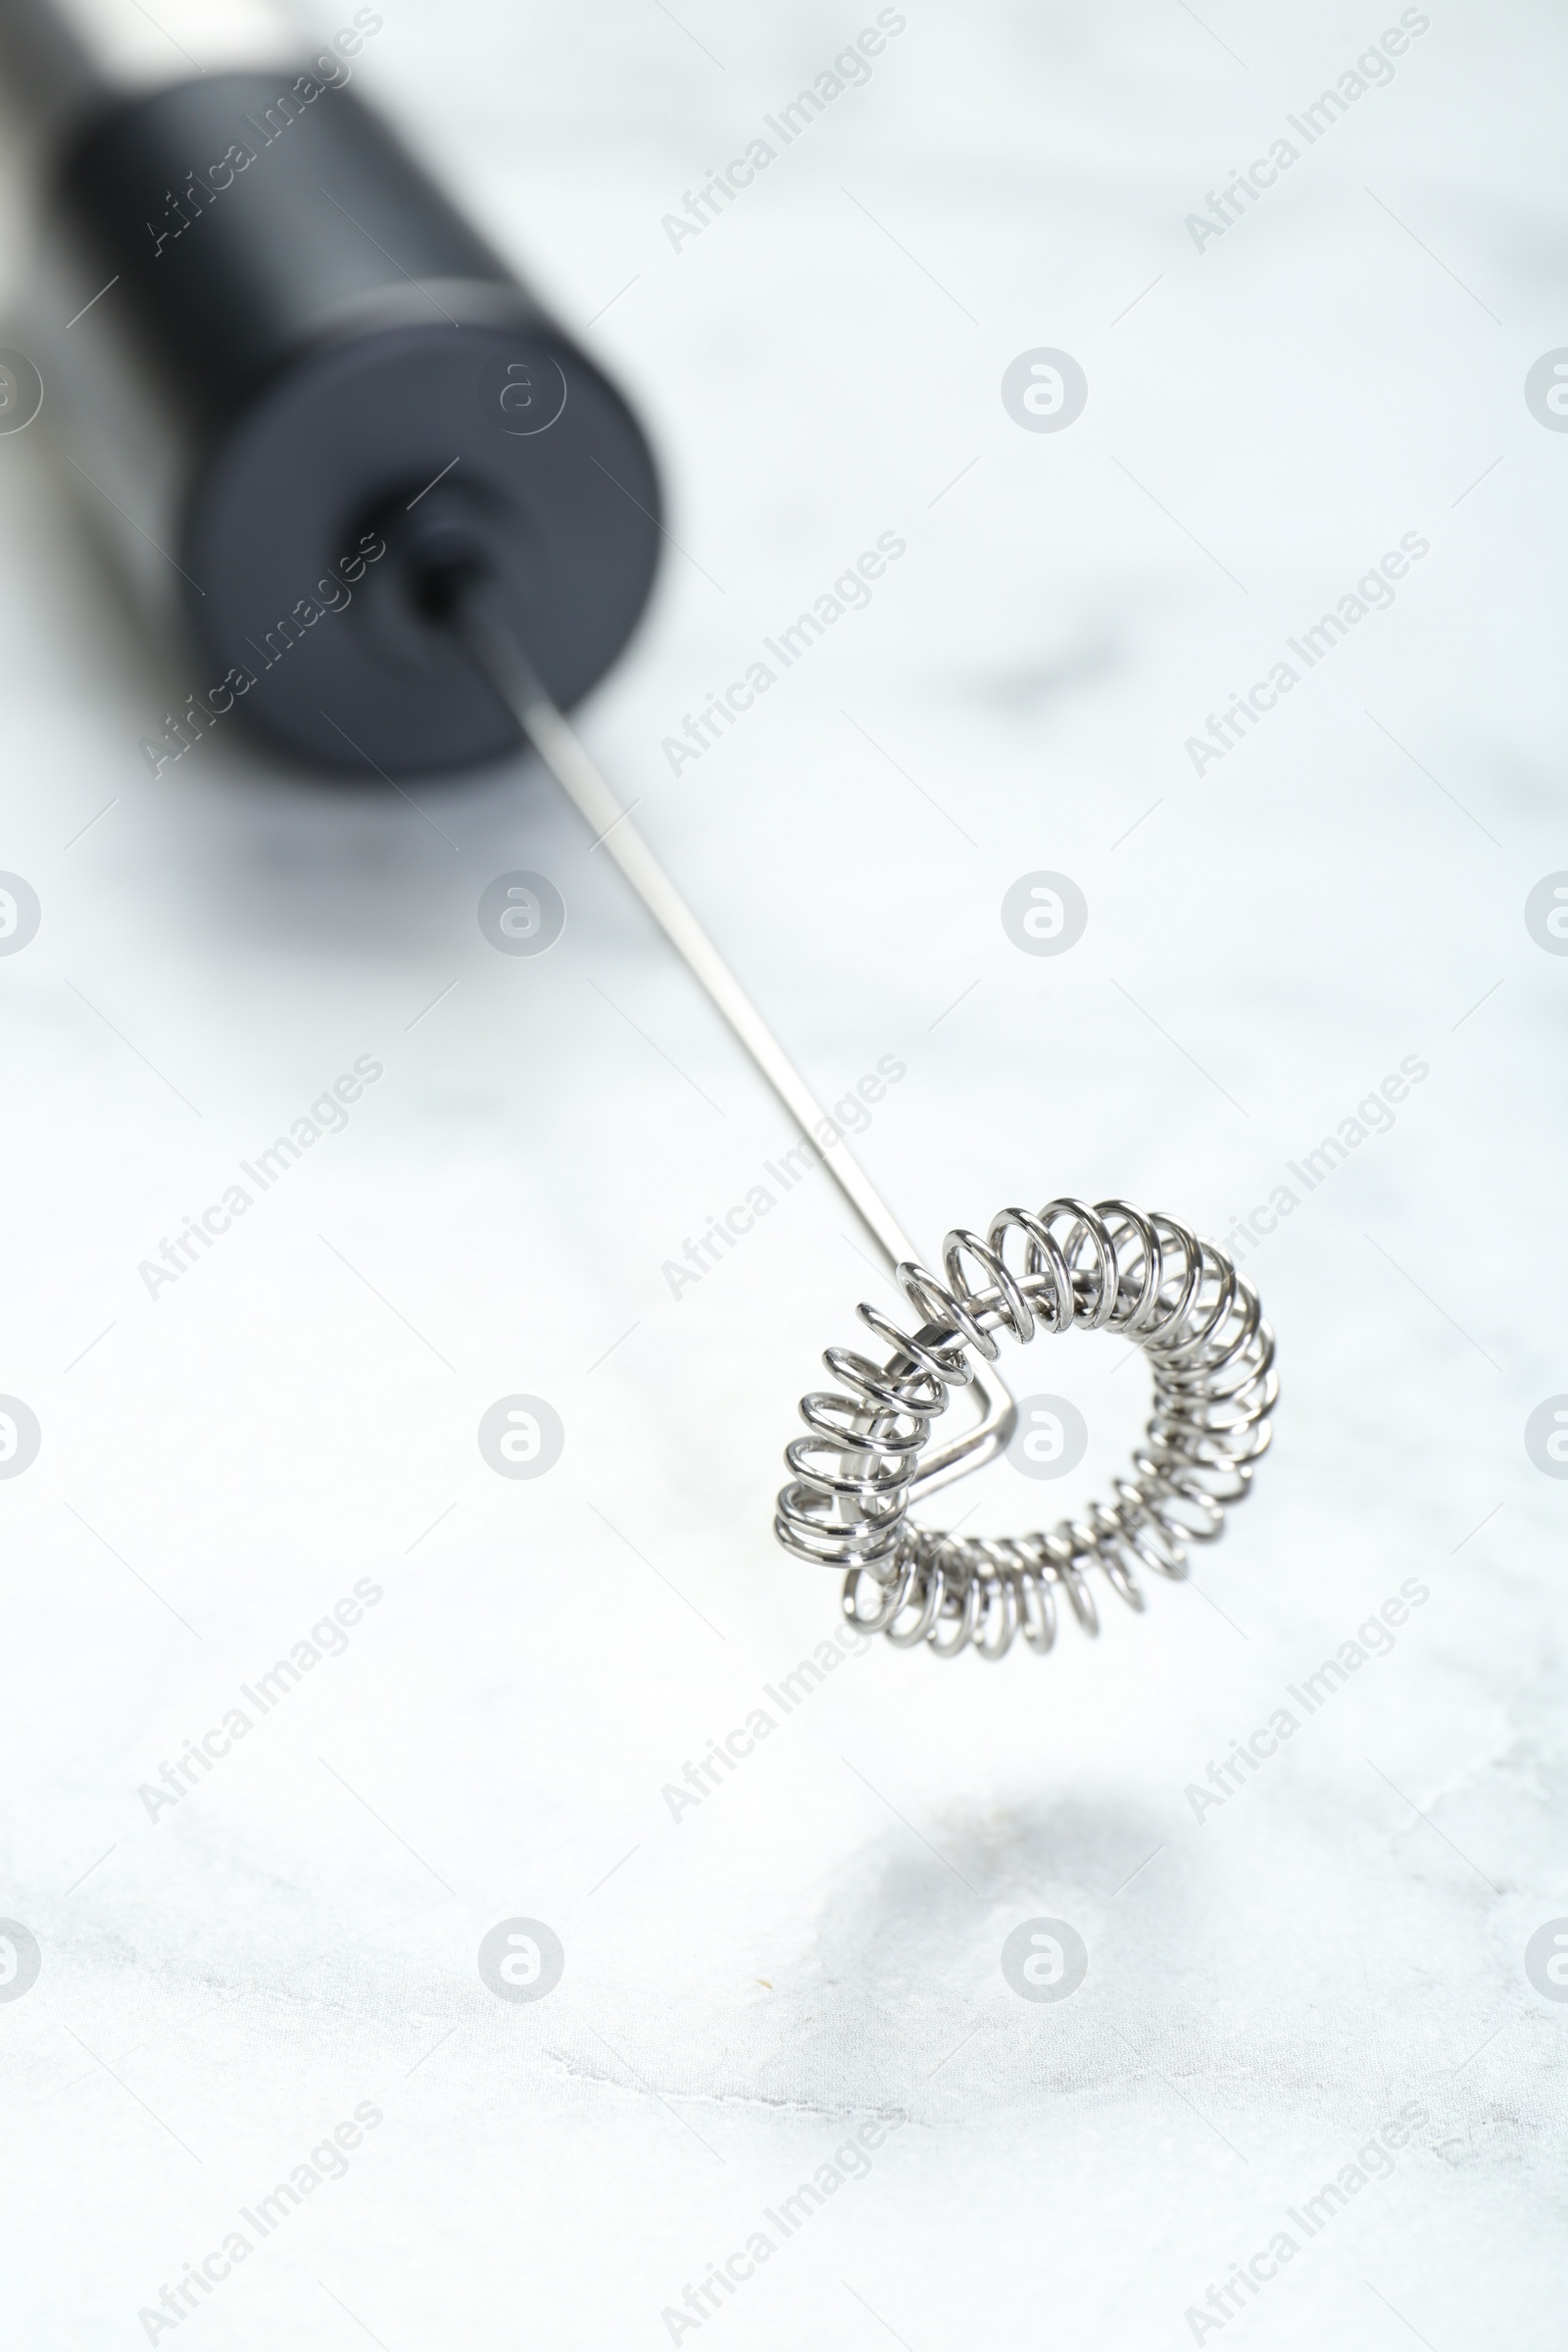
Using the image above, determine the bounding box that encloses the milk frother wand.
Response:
[0,0,1276,1662]
[442,597,1276,1664]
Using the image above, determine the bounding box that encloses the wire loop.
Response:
[775,1197,1277,1661]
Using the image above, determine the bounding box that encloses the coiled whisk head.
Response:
[775,1197,1276,1662]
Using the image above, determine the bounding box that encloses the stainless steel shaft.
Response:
[451,595,1016,1491]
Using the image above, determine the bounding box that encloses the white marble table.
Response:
[1,2,1565,2345]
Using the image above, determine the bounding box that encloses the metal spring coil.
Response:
[774,1198,1276,1661]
